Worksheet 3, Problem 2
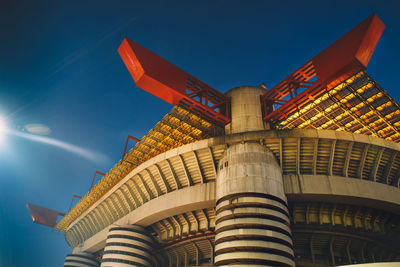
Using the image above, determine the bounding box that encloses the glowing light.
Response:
[24,123,51,135]
[0,116,7,146]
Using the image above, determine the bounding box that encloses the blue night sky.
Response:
[1,1,400,266]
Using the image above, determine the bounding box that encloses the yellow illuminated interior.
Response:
[277,71,400,142]
[54,106,222,231]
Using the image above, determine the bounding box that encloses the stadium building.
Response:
[28,14,400,266]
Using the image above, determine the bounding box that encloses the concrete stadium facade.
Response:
[63,86,400,266]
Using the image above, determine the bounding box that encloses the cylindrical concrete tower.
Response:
[64,252,99,267]
[100,225,153,267]
[215,86,294,266]
[224,86,267,135]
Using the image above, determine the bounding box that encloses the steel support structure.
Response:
[118,38,230,126]
[261,14,385,125]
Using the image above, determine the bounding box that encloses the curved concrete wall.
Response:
[215,143,294,266]
[100,225,153,267]
[64,252,99,267]
[216,142,286,199]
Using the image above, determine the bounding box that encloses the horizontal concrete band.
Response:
[106,228,152,241]
[284,174,400,214]
[107,229,151,238]
[64,261,98,267]
[216,202,290,220]
[215,235,293,255]
[65,253,98,263]
[104,243,152,255]
[216,229,293,247]
[66,252,97,259]
[108,226,148,234]
[215,246,294,261]
[107,226,151,239]
[105,234,152,249]
[64,264,97,267]
[216,192,288,209]
[216,228,292,244]
[217,196,289,214]
[215,249,294,261]
[214,251,295,267]
[104,242,152,255]
[101,258,150,267]
[64,254,98,267]
[103,250,151,264]
[101,258,149,267]
[215,217,292,238]
[216,207,290,225]
[103,249,151,260]
[218,265,277,267]
[215,240,294,256]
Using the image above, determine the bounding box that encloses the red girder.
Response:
[262,14,385,123]
[118,38,230,126]
[90,171,106,190]
[26,203,65,228]
[122,135,140,158]
[69,195,82,212]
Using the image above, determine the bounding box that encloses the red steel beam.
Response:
[26,203,65,228]
[122,134,140,158]
[68,195,82,212]
[90,171,106,190]
[262,14,385,123]
[118,38,230,126]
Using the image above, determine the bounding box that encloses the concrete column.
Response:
[214,143,294,266]
[100,225,153,267]
[215,86,294,266]
[224,86,267,135]
[64,252,99,267]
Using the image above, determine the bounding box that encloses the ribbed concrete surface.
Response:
[100,225,153,267]
[215,142,294,266]
[64,252,99,267]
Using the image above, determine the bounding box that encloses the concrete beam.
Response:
[284,174,400,214]
[76,182,215,253]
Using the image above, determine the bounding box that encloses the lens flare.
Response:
[0,117,7,146]
[10,129,109,163]
[24,124,51,135]
[0,116,108,163]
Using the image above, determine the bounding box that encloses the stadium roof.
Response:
[54,14,400,232]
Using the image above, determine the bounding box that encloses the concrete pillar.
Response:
[224,86,267,135]
[215,86,294,266]
[64,252,99,267]
[100,225,153,267]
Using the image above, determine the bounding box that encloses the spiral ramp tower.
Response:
[44,14,400,267]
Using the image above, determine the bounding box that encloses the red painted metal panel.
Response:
[312,13,385,83]
[118,38,230,126]
[26,203,65,228]
[262,14,385,123]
